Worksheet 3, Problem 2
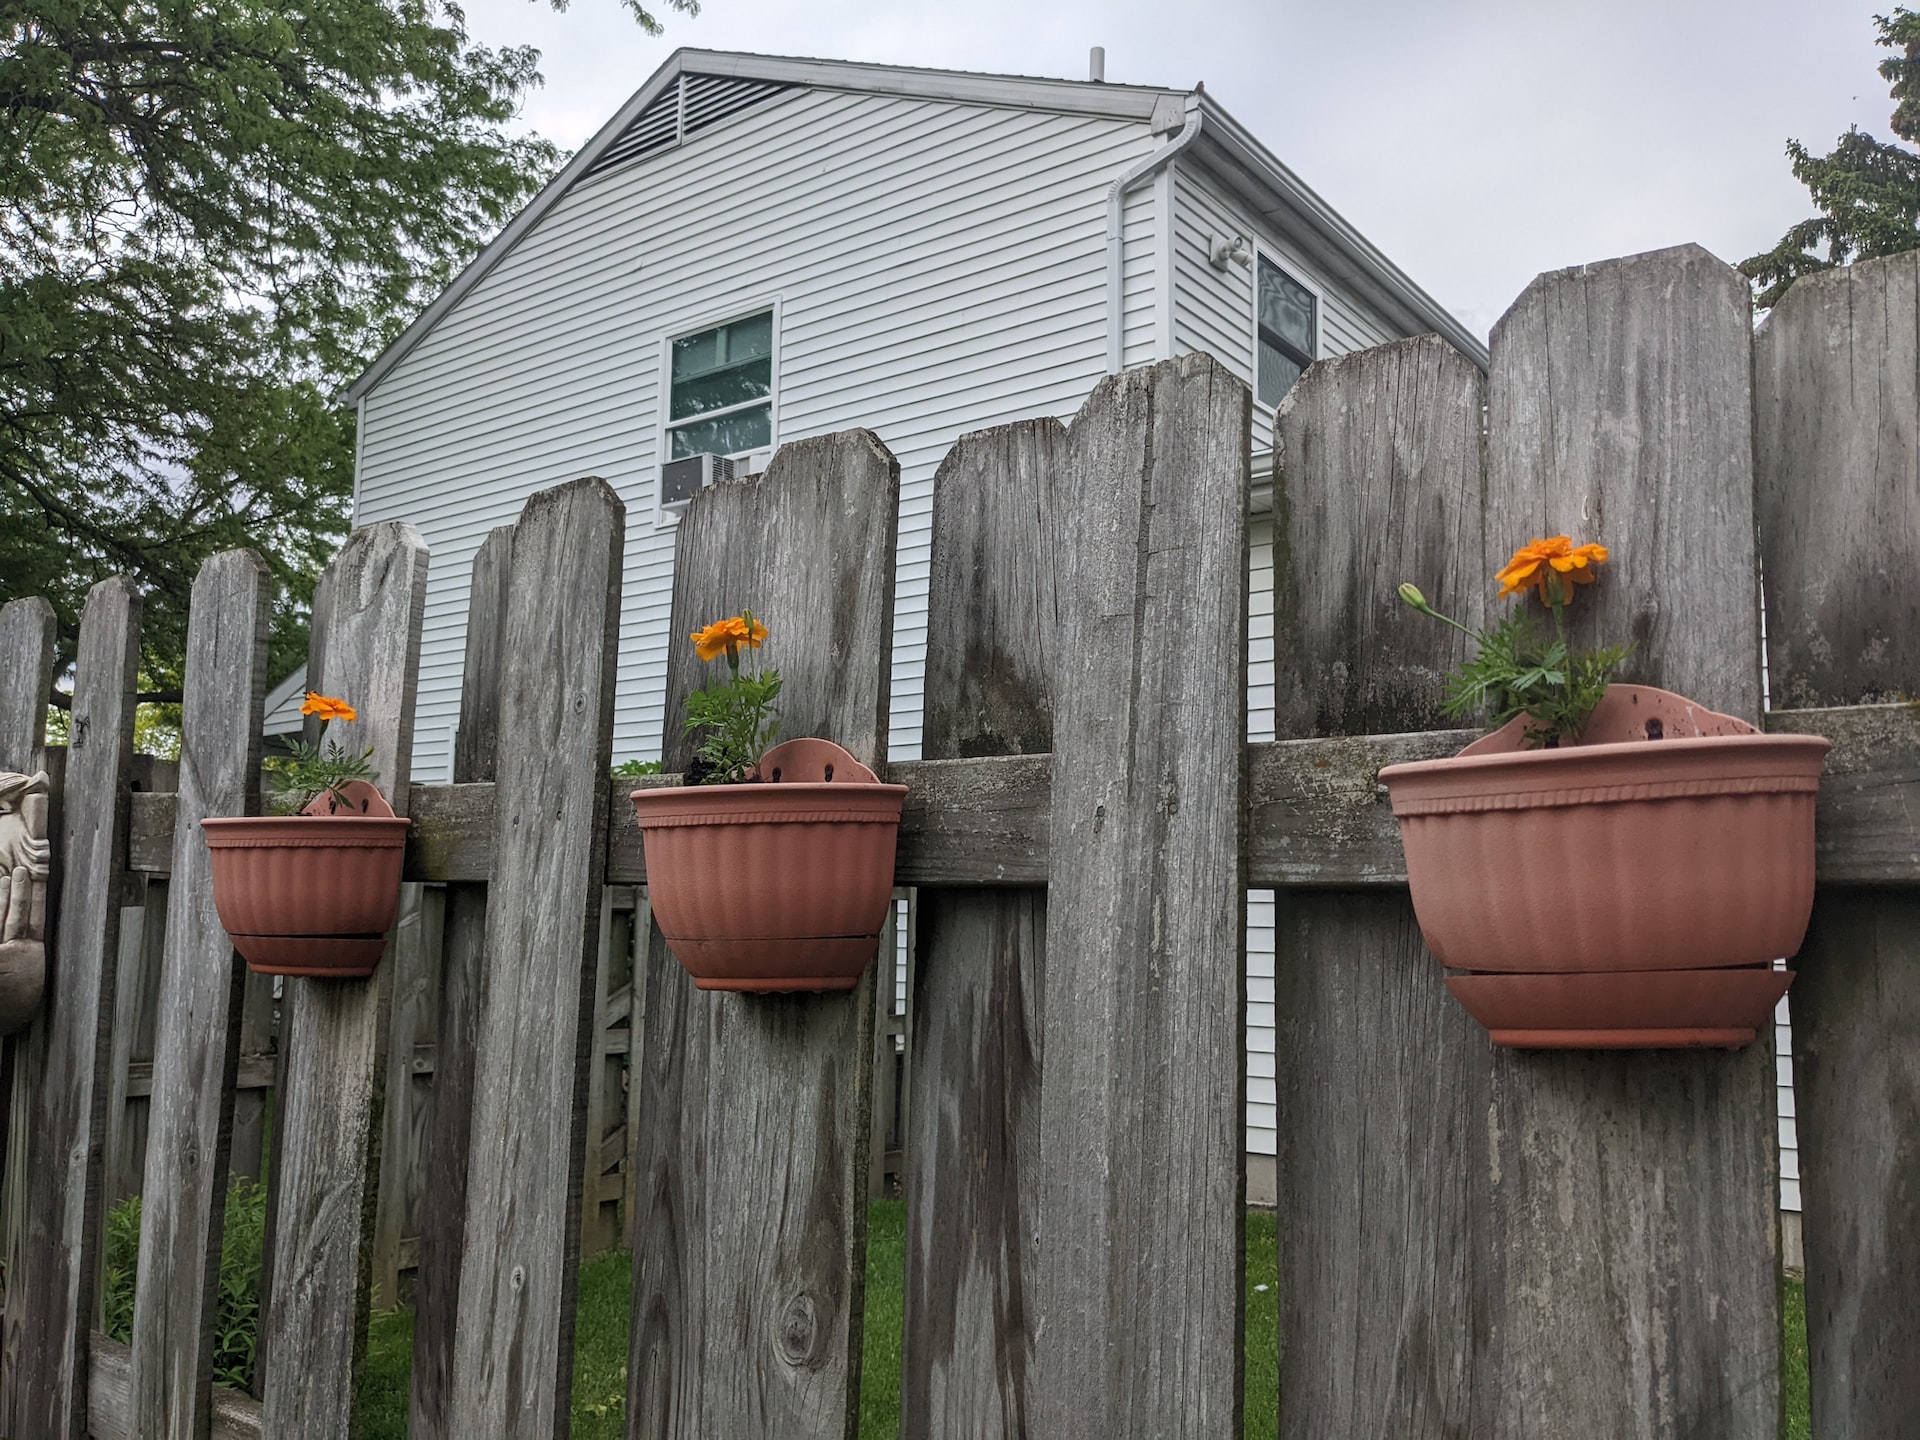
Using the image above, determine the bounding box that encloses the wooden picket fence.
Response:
[1,241,1917,1438]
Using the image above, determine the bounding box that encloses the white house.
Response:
[332,49,1492,1204]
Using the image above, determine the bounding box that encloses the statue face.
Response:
[0,770,47,812]
[0,769,51,895]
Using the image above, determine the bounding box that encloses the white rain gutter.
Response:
[1106,94,1201,373]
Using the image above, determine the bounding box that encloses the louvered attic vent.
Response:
[582,73,795,181]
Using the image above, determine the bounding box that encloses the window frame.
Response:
[1251,251,1321,410]
[656,297,782,478]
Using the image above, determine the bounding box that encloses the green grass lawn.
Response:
[346,1203,1801,1438]
[1783,1271,1810,1440]
[355,1250,633,1440]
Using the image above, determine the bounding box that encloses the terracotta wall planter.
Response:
[633,738,907,992]
[202,780,410,978]
[1380,686,1830,1049]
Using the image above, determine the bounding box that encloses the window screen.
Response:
[1256,259,1316,407]
[667,311,773,459]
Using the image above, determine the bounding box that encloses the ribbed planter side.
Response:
[202,815,410,976]
[1394,768,1821,973]
[632,781,906,992]
[1380,689,1831,1048]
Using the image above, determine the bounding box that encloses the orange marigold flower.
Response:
[691,614,769,662]
[1496,537,1609,607]
[300,692,358,722]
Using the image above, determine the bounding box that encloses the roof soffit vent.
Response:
[582,72,796,182]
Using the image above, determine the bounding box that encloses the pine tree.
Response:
[1742,9,1920,309]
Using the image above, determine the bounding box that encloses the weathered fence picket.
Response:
[448,478,623,1436]
[1033,353,1250,1437]
[864,897,903,1203]
[127,549,271,1436]
[1754,249,1920,1436]
[8,578,140,1438]
[260,522,429,1435]
[370,883,439,1308]
[904,418,1064,1437]
[581,888,638,1255]
[228,972,275,1190]
[1276,247,1781,1436]
[629,431,897,1438]
[0,600,54,773]
[0,595,56,1425]
[104,878,165,1211]
[1484,244,1778,1430]
[4,243,1920,1440]
[409,522,510,1440]
[1270,332,1490,1435]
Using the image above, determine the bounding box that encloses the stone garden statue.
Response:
[0,770,51,1036]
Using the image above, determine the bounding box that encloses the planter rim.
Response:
[1380,732,1829,817]
[201,814,410,847]
[630,780,907,830]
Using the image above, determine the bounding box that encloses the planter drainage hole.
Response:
[1645,718,1664,740]
[824,763,834,782]
[771,767,782,782]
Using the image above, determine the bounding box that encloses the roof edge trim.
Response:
[345,50,1485,405]
[345,50,695,404]
[678,51,1175,120]
[343,50,1183,403]
[1196,96,1488,369]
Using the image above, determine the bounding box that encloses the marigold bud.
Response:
[1398,582,1427,610]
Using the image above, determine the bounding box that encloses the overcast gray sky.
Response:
[460,0,1891,339]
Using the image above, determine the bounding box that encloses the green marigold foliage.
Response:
[1439,611,1632,745]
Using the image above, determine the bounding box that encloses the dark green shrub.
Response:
[101,1175,267,1390]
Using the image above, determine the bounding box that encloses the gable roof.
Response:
[344,49,1484,404]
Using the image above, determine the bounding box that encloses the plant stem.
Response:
[1418,604,1482,642]
[1551,585,1570,740]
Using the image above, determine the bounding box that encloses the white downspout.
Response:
[349,396,367,525]
[1106,95,1201,374]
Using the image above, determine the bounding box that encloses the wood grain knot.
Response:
[776,1292,825,1369]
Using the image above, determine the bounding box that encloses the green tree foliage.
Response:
[2,0,691,694]
[1743,9,1920,308]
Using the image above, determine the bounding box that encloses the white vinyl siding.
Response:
[352,75,1457,1181]
[1120,180,1159,370]
[1778,992,1800,1212]
[1169,160,1397,453]
[355,88,1165,779]
[1246,516,1278,1154]
[1171,161,1399,1162]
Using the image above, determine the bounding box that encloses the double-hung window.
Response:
[1256,258,1316,407]
[666,310,774,458]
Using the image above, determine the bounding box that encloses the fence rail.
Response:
[1,242,1917,1438]
[110,709,1920,890]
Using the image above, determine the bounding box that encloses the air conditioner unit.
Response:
[660,452,733,511]
[733,448,773,481]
